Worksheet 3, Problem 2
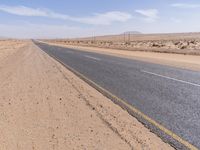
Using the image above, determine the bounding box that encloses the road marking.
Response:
[84,55,101,61]
[141,70,200,87]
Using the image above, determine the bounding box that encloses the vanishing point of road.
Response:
[34,41,200,150]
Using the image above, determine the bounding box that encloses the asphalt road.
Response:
[34,41,200,149]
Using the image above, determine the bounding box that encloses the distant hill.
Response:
[0,36,11,40]
[0,36,6,39]
[122,31,142,35]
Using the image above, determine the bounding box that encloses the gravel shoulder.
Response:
[0,41,173,149]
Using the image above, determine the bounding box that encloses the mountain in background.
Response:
[0,36,10,39]
[122,31,142,35]
[0,36,6,39]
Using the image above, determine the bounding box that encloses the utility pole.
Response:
[93,33,96,43]
[128,32,131,43]
[124,33,126,43]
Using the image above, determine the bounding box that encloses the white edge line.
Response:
[84,55,101,61]
[141,70,200,87]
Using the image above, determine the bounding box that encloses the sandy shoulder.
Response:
[46,42,200,71]
[0,41,173,149]
[0,40,27,62]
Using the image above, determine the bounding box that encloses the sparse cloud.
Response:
[72,11,132,25]
[171,3,200,9]
[135,9,158,22]
[0,5,132,25]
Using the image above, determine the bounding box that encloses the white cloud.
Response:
[171,3,200,9]
[0,5,132,25]
[0,5,51,17]
[73,11,132,25]
[135,9,158,22]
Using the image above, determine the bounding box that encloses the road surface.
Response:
[34,41,200,149]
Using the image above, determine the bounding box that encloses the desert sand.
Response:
[0,41,173,149]
[0,40,26,61]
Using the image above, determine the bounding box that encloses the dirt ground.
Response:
[44,42,200,72]
[0,41,173,149]
[0,40,26,61]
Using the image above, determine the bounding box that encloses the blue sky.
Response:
[0,0,200,38]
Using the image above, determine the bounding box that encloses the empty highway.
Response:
[35,41,200,149]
